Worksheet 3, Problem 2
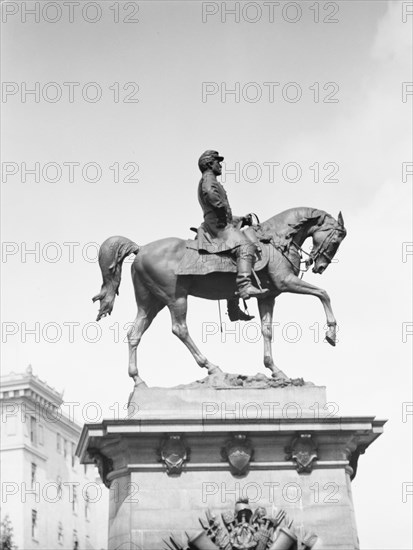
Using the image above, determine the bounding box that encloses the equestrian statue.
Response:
[93,150,347,386]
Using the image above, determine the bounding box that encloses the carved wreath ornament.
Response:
[158,435,189,475]
[163,498,318,550]
[221,435,254,476]
[285,434,318,474]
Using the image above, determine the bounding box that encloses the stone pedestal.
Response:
[77,383,385,550]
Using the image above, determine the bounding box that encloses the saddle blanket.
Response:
[176,240,271,276]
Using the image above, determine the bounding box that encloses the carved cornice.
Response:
[76,417,386,483]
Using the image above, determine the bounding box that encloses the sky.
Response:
[1,1,412,548]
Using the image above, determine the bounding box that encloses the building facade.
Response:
[0,366,108,550]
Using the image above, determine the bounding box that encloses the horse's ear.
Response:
[337,211,344,227]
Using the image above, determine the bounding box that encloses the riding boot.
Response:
[227,299,255,322]
[236,247,269,300]
[243,226,262,259]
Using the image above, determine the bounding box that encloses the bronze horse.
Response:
[93,207,346,386]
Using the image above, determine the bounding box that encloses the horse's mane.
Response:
[260,207,333,250]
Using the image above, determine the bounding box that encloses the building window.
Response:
[31,462,37,488]
[6,413,17,436]
[71,442,76,468]
[30,416,37,445]
[84,491,90,520]
[31,509,38,539]
[73,529,79,550]
[56,433,62,453]
[56,475,62,498]
[63,439,68,458]
[38,424,44,445]
[72,486,78,514]
[58,521,63,544]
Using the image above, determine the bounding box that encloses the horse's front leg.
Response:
[257,297,289,380]
[281,275,337,346]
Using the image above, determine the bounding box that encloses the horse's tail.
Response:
[92,236,140,322]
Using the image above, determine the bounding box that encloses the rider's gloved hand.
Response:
[242,213,254,226]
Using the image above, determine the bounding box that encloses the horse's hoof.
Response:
[325,329,336,347]
[207,369,226,388]
[133,376,148,388]
[207,365,222,375]
[271,369,289,381]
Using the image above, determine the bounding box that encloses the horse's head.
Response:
[310,212,346,274]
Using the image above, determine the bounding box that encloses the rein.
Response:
[269,239,310,278]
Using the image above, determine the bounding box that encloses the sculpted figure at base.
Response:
[93,150,346,386]
[163,498,318,550]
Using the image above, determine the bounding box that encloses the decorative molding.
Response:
[285,434,318,474]
[158,435,189,475]
[1,444,48,462]
[94,459,349,479]
[221,434,254,477]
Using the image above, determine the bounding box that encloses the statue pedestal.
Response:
[77,382,385,550]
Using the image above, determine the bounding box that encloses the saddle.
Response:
[175,226,273,276]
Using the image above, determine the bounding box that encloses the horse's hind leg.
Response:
[127,298,164,386]
[168,296,222,375]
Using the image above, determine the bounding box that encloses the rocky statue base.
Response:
[77,374,385,550]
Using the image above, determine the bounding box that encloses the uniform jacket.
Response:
[197,171,245,253]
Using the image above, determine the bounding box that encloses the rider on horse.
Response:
[197,150,269,321]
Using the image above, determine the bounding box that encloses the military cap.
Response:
[198,150,224,172]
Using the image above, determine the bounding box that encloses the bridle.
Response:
[267,218,344,278]
[307,225,343,266]
[286,224,343,276]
